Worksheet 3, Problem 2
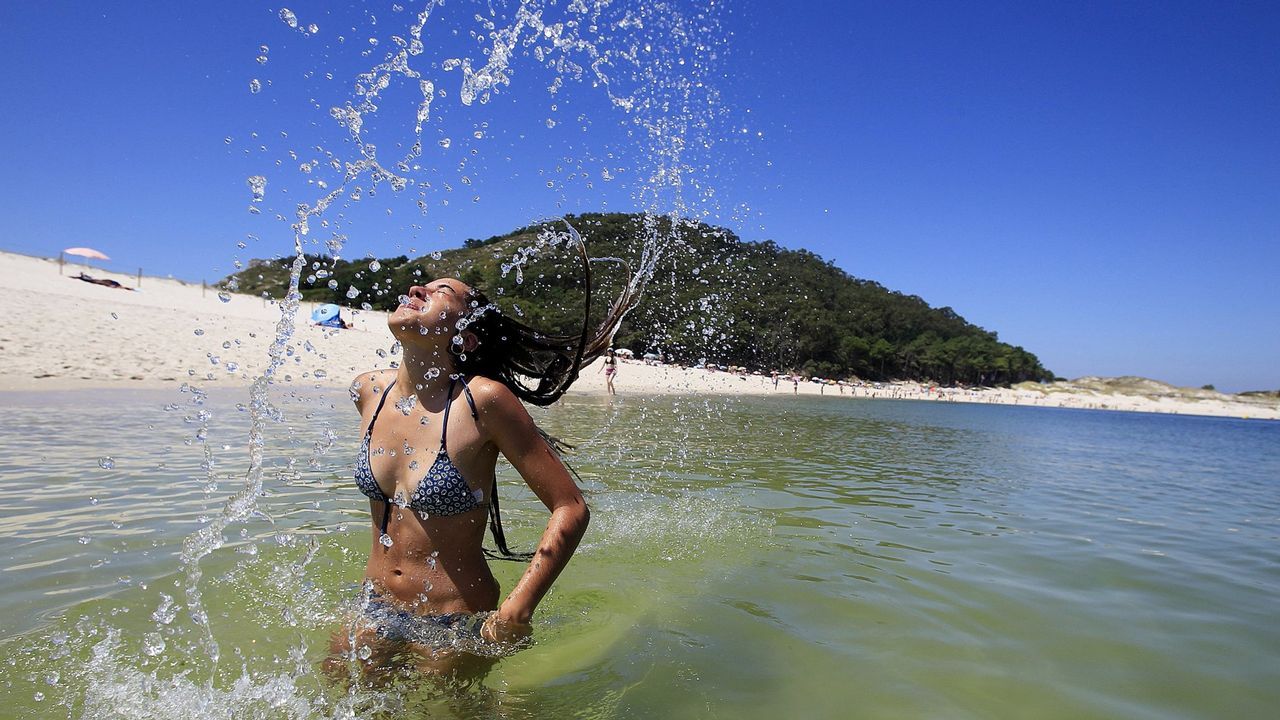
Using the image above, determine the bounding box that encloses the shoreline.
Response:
[2,250,1276,421]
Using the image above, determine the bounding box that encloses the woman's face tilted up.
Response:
[387,279,477,353]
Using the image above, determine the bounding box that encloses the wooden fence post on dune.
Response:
[59,252,65,275]
[137,268,142,288]
[202,280,207,298]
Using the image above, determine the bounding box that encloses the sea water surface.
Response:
[1,387,1277,718]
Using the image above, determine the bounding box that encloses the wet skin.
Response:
[328,279,590,678]
[354,366,501,615]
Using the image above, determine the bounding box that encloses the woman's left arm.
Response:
[475,383,590,639]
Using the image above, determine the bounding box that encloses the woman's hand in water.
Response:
[480,612,532,646]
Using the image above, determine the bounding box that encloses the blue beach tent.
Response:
[311,303,344,328]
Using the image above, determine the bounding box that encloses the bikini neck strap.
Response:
[365,379,397,439]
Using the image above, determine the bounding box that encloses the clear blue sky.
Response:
[2,1,1277,391]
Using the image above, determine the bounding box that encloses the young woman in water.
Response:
[329,239,634,677]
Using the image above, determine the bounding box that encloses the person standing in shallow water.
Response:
[599,347,617,395]
[329,241,636,678]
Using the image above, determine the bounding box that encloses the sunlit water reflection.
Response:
[2,389,1278,718]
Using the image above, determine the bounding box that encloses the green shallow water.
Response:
[1,388,1277,718]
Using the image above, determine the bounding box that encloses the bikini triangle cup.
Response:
[353,377,532,560]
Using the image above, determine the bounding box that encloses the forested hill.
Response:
[225,212,1053,386]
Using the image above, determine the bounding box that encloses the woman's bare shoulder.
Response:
[464,377,543,448]
[465,376,536,425]
[465,375,521,412]
[350,369,396,411]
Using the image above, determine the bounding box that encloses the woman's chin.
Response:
[387,313,420,338]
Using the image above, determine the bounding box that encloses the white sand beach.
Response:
[1,251,1276,420]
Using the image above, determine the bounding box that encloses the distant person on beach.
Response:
[599,347,617,395]
[328,240,634,679]
[72,272,134,291]
[312,304,352,329]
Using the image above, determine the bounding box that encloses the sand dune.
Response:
[1,251,1275,420]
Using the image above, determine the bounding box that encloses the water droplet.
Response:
[152,593,178,625]
[369,259,381,272]
[327,279,339,290]
[249,78,262,94]
[438,137,451,149]
[395,394,417,415]
[357,644,373,660]
[111,312,119,320]
[279,8,298,28]
[346,286,360,299]
[78,536,91,545]
[247,175,266,202]
[379,534,393,547]
[218,291,232,303]
[194,329,204,336]
[98,456,115,469]
[142,632,166,656]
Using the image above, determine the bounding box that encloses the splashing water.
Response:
[21,1,742,715]
[394,393,417,415]
[246,175,267,203]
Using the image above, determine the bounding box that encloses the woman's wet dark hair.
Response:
[451,223,638,560]
[455,226,637,406]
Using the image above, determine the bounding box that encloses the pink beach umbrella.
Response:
[63,247,111,261]
[61,247,111,273]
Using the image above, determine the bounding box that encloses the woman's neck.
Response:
[394,343,458,399]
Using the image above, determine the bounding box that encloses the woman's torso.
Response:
[355,373,501,614]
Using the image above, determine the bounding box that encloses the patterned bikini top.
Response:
[354,378,487,538]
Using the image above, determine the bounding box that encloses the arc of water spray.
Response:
[180,233,307,673]
[172,0,721,686]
